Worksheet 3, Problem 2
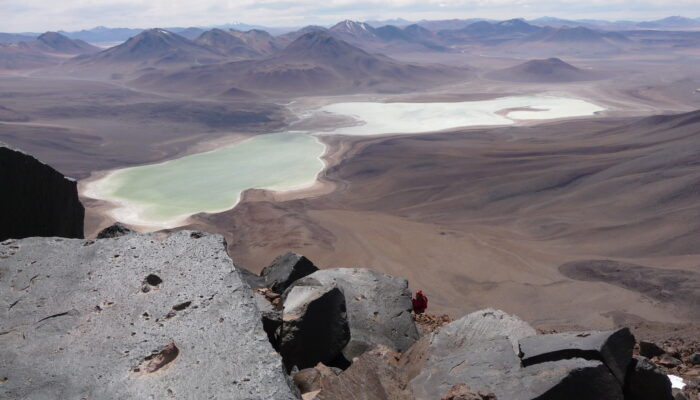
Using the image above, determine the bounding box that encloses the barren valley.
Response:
[2,19,700,333]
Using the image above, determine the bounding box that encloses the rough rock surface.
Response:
[293,366,327,394]
[409,309,623,400]
[519,328,634,383]
[278,284,350,370]
[659,354,683,367]
[0,231,298,399]
[314,345,414,400]
[284,268,419,360]
[441,384,498,400]
[96,222,134,239]
[0,144,84,241]
[239,266,266,288]
[434,308,537,355]
[254,290,283,349]
[261,252,319,293]
[624,356,674,400]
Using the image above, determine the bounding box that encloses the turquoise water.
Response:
[87,133,325,227]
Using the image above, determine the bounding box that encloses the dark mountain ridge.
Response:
[132,30,466,95]
[487,57,606,82]
[74,28,224,67]
[524,26,629,43]
[0,32,99,70]
[194,29,260,58]
[30,32,100,54]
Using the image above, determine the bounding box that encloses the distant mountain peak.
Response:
[487,57,605,83]
[139,28,175,37]
[524,57,580,71]
[37,31,65,40]
[331,20,376,35]
[77,28,222,66]
[283,29,357,54]
[499,18,526,25]
[31,31,99,54]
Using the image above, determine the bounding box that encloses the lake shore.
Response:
[81,133,327,233]
[81,93,608,235]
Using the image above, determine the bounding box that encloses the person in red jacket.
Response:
[412,290,428,314]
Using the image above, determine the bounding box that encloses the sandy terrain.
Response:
[179,108,700,330]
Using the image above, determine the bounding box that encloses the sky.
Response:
[2,0,700,32]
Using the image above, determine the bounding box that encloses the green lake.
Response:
[85,133,325,227]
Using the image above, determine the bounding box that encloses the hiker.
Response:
[412,290,428,314]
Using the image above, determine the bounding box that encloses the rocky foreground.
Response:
[1,229,696,400]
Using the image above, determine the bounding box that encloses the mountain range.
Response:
[71,29,224,68]
[131,30,466,95]
[0,32,99,70]
[3,17,698,75]
[2,15,698,47]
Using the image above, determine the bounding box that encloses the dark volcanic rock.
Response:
[0,231,298,399]
[261,252,319,293]
[0,144,84,241]
[519,328,634,384]
[278,284,350,370]
[96,222,133,239]
[624,356,673,400]
[238,265,266,288]
[658,354,683,367]
[529,360,624,400]
[409,309,623,400]
[639,341,666,358]
[285,268,419,360]
[690,352,700,365]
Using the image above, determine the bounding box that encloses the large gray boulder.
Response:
[409,309,623,400]
[623,356,673,400]
[519,328,634,384]
[0,144,84,241]
[433,308,537,355]
[278,284,350,370]
[0,231,299,400]
[261,252,319,293]
[284,268,419,360]
[525,359,623,400]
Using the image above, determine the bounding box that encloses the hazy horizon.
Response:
[3,0,700,32]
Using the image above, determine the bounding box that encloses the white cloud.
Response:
[2,0,700,32]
